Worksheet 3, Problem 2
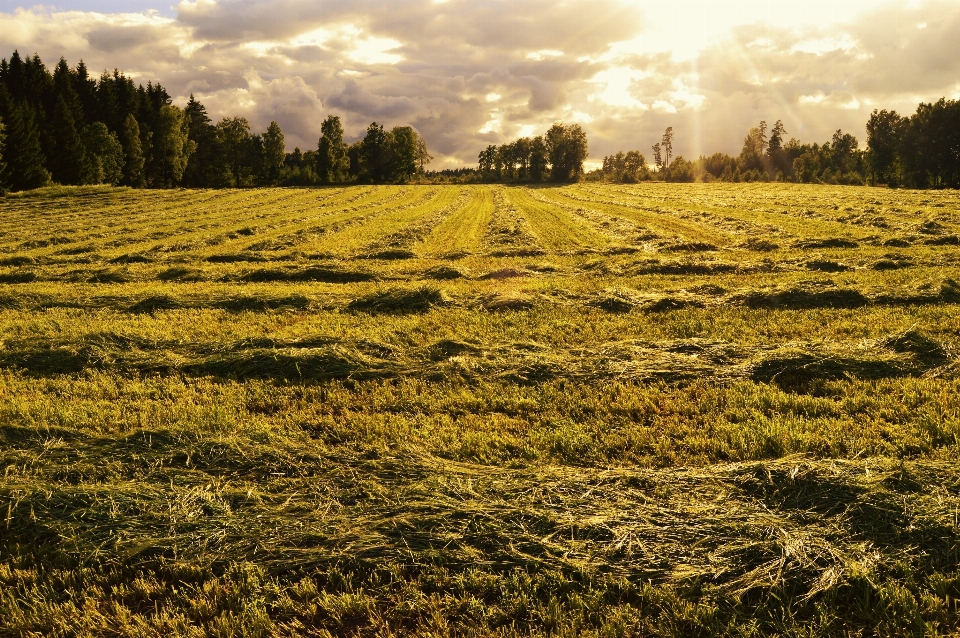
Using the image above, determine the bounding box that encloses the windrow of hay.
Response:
[0,329,952,390]
[347,285,449,314]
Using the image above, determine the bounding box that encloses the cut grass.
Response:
[0,183,958,635]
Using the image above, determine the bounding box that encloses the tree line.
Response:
[1,50,956,192]
[475,122,589,183]
[0,51,431,193]
[596,99,958,188]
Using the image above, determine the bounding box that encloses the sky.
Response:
[2,0,958,169]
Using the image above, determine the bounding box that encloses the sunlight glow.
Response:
[588,66,647,109]
[348,35,403,65]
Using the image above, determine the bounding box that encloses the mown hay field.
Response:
[1,182,959,636]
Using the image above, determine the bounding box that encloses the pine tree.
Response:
[49,95,87,184]
[183,94,217,187]
[0,115,8,194]
[4,102,50,191]
[121,113,145,187]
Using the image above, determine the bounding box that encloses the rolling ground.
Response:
[0,182,958,636]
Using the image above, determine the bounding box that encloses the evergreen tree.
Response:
[121,113,145,187]
[183,94,218,187]
[49,95,87,184]
[0,115,7,194]
[316,115,349,183]
[74,60,98,124]
[3,102,50,191]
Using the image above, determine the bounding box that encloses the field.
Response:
[0,182,959,636]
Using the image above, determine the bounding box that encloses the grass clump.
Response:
[348,285,448,314]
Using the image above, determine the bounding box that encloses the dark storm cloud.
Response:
[1,0,957,166]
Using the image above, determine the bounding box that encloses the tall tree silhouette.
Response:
[317,115,349,183]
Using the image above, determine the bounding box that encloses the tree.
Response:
[623,150,645,182]
[359,122,390,183]
[0,115,7,194]
[121,113,145,187]
[152,104,194,187]
[478,145,497,179]
[767,120,786,156]
[260,121,285,186]
[866,109,905,185]
[183,94,218,187]
[529,136,548,181]
[316,115,349,184]
[652,143,663,172]
[545,122,587,182]
[661,127,674,167]
[414,130,433,174]
[49,95,87,185]
[216,116,251,187]
[2,102,50,191]
[388,125,418,183]
[81,122,124,185]
[738,122,767,173]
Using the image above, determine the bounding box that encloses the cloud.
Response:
[1,0,957,166]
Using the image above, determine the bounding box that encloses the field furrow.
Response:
[298,187,447,256]
[420,186,495,256]
[504,188,611,252]
[549,187,732,246]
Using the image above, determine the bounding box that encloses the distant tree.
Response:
[216,116,251,187]
[652,143,663,172]
[528,136,548,181]
[281,146,318,185]
[903,98,960,188]
[2,102,50,191]
[388,125,418,183]
[478,145,497,180]
[830,129,861,178]
[602,150,646,183]
[183,94,218,187]
[767,120,786,156]
[0,115,7,194]
[81,122,124,185]
[866,109,905,185]
[261,121,285,186]
[665,156,694,182]
[661,127,674,167]
[152,104,194,187]
[49,95,87,184]
[247,134,265,186]
[316,115,349,184]
[738,122,767,173]
[624,150,645,182]
[512,137,530,179]
[121,113,145,187]
[359,122,390,183]
[545,122,587,182]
